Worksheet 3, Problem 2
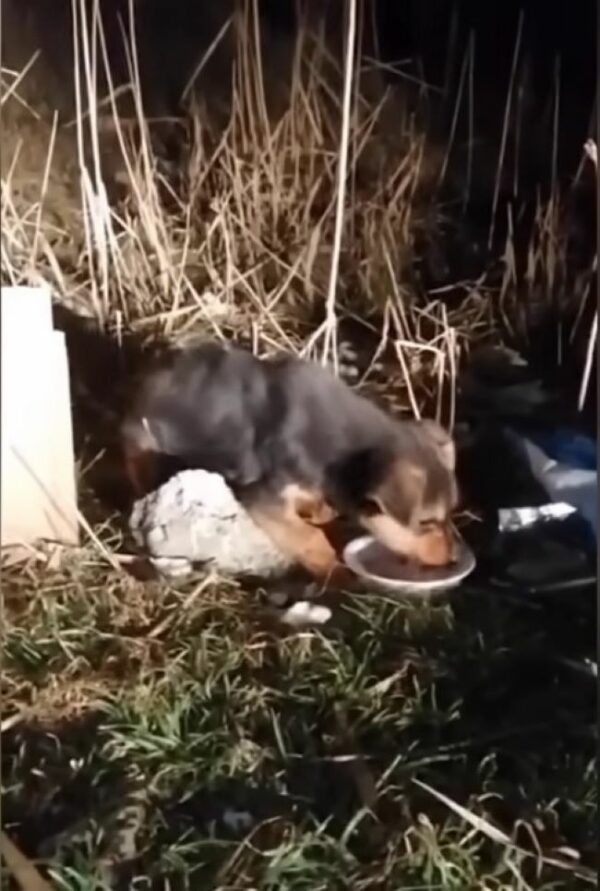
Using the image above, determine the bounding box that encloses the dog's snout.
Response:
[413,522,455,567]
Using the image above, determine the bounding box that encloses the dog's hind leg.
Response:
[122,440,157,496]
[121,417,161,496]
[244,486,348,584]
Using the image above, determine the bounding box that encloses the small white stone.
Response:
[280,601,332,627]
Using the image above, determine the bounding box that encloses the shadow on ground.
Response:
[52,304,169,514]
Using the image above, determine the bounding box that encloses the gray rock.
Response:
[129,470,293,579]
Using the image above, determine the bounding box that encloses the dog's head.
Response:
[330,420,459,566]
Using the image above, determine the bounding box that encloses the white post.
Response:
[1,286,79,555]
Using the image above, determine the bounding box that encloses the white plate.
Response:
[343,534,476,597]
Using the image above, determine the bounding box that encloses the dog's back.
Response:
[123,343,274,486]
[261,355,399,482]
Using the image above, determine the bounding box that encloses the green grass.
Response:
[2,543,596,890]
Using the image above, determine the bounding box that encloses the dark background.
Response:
[135,0,597,180]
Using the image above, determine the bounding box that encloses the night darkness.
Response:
[141,0,597,171]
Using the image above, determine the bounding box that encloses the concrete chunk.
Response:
[130,469,293,579]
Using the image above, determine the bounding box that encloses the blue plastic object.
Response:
[505,427,597,550]
[530,428,597,471]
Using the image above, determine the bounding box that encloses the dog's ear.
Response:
[416,419,456,472]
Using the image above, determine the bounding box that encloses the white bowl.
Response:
[343,534,476,597]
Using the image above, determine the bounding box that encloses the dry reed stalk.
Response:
[181,17,232,103]
[306,0,358,372]
[0,831,53,891]
[0,50,41,108]
[437,36,469,189]
[488,11,523,250]
[463,30,475,210]
[577,139,598,411]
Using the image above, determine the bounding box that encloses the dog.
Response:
[121,342,458,583]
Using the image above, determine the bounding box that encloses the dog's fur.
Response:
[122,343,458,581]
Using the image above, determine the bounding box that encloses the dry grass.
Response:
[0,0,496,421]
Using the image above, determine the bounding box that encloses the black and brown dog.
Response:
[121,342,458,584]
